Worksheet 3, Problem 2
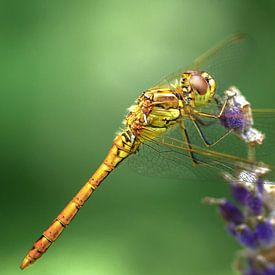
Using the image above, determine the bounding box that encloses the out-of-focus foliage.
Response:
[1,0,275,274]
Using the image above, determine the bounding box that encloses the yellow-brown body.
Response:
[126,87,184,140]
[20,86,187,269]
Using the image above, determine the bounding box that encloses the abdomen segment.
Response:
[20,132,136,270]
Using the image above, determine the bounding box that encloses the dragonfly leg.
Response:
[190,116,233,148]
[192,96,223,126]
[192,115,216,127]
[179,121,199,165]
[192,96,229,119]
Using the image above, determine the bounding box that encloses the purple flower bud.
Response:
[245,268,262,275]
[219,201,244,225]
[263,265,275,275]
[247,193,263,215]
[220,106,244,130]
[237,225,257,249]
[227,223,237,237]
[244,268,262,275]
[231,184,249,205]
[256,220,274,246]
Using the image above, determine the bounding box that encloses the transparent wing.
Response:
[126,126,200,180]
[248,109,275,162]
[125,109,275,181]
[153,33,254,95]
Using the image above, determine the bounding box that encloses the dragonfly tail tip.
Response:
[20,257,32,270]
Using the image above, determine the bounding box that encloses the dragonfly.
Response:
[20,34,275,269]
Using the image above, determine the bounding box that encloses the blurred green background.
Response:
[1,0,275,275]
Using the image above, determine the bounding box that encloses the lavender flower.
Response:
[204,167,275,274]
[203,87,275,274]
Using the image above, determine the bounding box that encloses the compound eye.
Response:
[190,75,209,95]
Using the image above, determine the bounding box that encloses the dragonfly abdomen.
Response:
[20,132,137,270]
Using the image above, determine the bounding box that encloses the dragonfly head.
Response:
[180,70,216,107]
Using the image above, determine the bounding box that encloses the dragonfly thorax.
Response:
[180,70,216,107]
